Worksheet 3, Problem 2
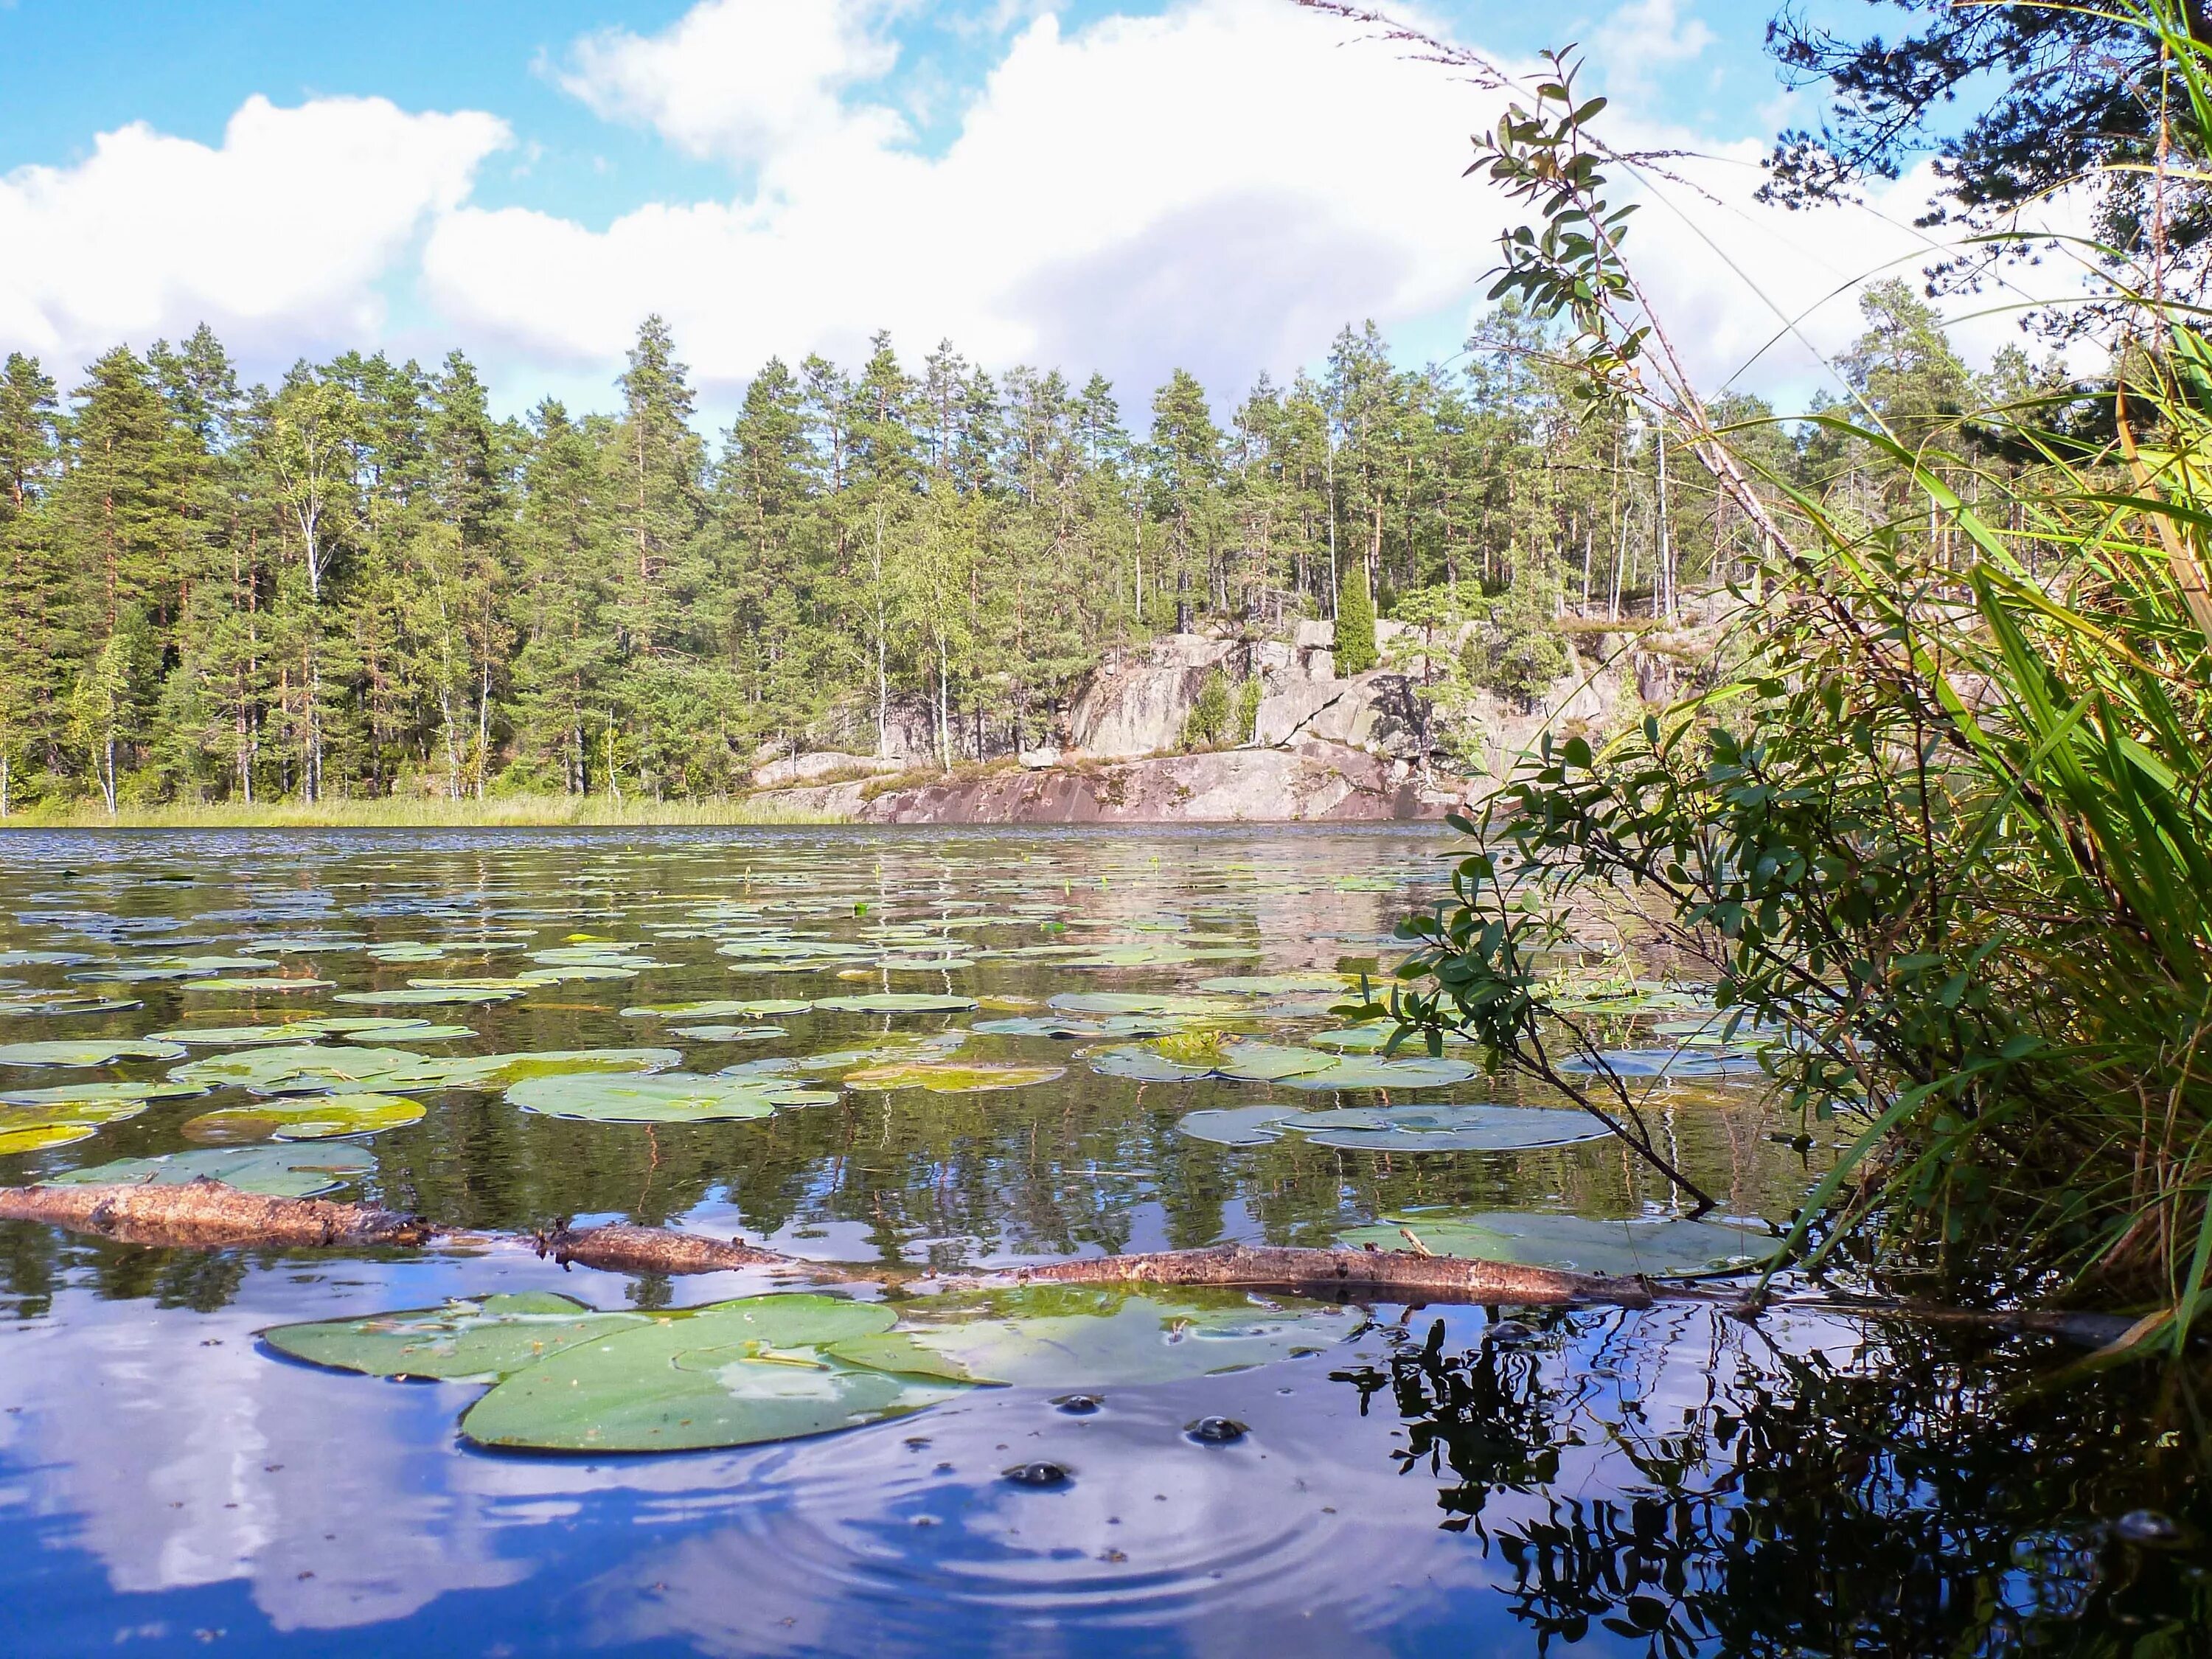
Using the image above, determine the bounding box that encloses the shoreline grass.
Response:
[0,793,850,831]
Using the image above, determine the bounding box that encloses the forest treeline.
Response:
[0,285,2034,811]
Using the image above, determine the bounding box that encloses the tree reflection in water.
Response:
[1332,1304,2211,1655]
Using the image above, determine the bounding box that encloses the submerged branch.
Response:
[0,1180,2146,1341]
[0,1179,1651,1307]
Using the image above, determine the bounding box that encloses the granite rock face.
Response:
[797,741,1445,824]
[1066,634,1238,758]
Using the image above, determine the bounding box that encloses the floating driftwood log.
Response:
[0,1178,1652,1308]
[0,1178,2148,1343]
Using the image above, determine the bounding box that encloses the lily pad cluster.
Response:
[260,1284,1351,1452]
[0,1079,187,1154]
[168,1043,683,1096]
[505,1071,838,1123]
[1176,1102,1607,1151]
[1334,1209,1783,1276]
[183,1093,425,1144]
[1091,1034,1478,1091]
[52,1143,376,1197]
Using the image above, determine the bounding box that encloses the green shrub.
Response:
[1335,560,1378,674]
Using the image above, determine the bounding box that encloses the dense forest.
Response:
[0,284,2033,812]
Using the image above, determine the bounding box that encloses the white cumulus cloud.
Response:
[554,0,905,166]
[424,0,1523,403]
[0,95,509,369]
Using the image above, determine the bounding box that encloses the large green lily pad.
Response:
[50,1143,375,1197]
[0,1038,188,1068]
[811,993,978,1015]
[0,1079,202,1108]
[168,1043,445,1096]
[1559,1048,1767,1079]
[832,1287,1351,1387]
[1292,1104,1607,1152]
[1046,992,1246,1018]
[0,1122,98,1154]
[970,1013,1184,1039]
[459,1295,955,1452]
[841,1061,1065,1093]
[332,986,524,1007]
[182,1093,425,1144]
[1173,1102,1604,1151]
[1059,942,1258,968]
[504,1071,837,1123]
[1196,974,1356,995]
[423,1048,684,1091]
[1090,1037,1476,1091]
[1334,1211,1784,1277]
[1310,1026,1475,1053]
[624,998,812,1019]
[0,990,142,1017]
[263,1292,647,1382]
[180,977,333,993]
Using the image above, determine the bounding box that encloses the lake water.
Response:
[0,826,2201,1655]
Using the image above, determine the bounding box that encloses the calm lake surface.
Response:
[0,825,2202,1655]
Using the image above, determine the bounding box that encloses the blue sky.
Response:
[0,0,1979,425]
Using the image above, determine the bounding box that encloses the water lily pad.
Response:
[1060,942,1259,968]
[517,964,639,984]
[0,1122,97,1154]
[832,1287,1349,1387]
[423,1048,684,1091]
[262,1292,648,1382]
[841,1061,1065,1093]
[1088,1044,1217,1082]
[147,1023,333,1046]
[1173,1105,1302,1147]
[0,1038,187,1068]
[182,1093,425,1144]
[811,993,978,1015]
[0,1079,201,1108]
[1196,975,1355,995]
[1174,1103,1603,1151]
[970,1014,1183,1039]
[1048,992,1246,1018]
[168,1044,445,1096]
[504,1071,836,1123]
[623,998,812,1019]
[1333,1211,1784,1276]
[180,977,334,992]
[1558,1048,1767,1079]
[459,1294,954,1452]
[332,986,523,1006]
[668,1025,786,1042]
[49,1143,375,1197]
[1293,1104,1609,1152]
[1309,1026,1475,1053]
[0,991,143,1017]
[1088,1036,1472,1091]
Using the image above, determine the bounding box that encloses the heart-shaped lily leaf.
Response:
[182,1093,425,1144]
[504,1071,836,1123]
[459,1294,956,1452]
[264,1292,647,1382]
[1334,1211,1784,1277]
[50,1143,375,1197]
[0,1038,187,1068]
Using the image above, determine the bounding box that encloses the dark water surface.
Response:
[0,826,2202,1655]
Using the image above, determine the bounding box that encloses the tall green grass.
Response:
[0,793,850,830]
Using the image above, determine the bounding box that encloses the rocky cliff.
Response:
[761,740,1448,824]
